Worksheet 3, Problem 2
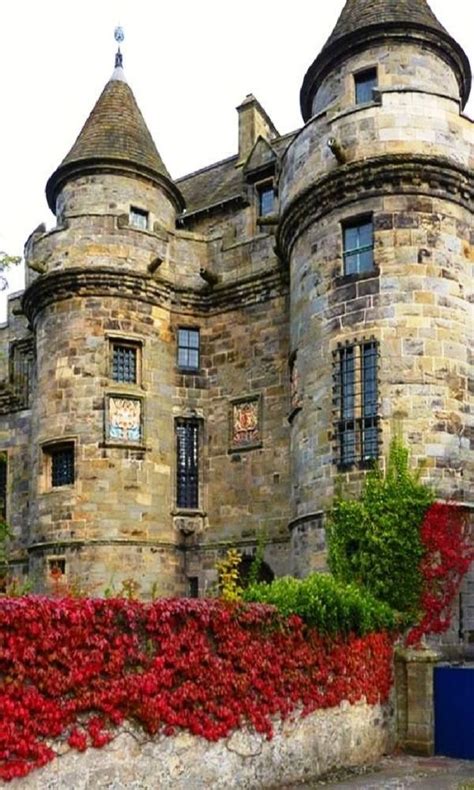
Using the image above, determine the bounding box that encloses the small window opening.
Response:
[355,68,377,105]
[50,445,75,487]
[48,558,66,579]
[188,577,199,598]
[257,184,275,217]
[178,328,200,371]
[130,207,149,230]
[342,218,374,276]
[112,343,138,384]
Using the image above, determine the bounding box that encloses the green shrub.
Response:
[327,439,433,618]
[243,573,396,635]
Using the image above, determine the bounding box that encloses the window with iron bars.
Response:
[10,340,34,409]
[112,343,138,384]
[334,341,379,467]
[176,419,199,509]
[0,454,7,521]
[50,445,75,487]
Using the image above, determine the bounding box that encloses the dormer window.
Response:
[130,207,149,230]
[257,184,275,217]
[354,68,377,105]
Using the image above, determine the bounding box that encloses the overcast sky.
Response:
[0,0,472,303]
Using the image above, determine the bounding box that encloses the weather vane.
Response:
[114,25,125,69]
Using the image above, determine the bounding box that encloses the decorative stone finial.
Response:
[114,26,124,69]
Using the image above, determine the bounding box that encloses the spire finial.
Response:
[114,26,124,69]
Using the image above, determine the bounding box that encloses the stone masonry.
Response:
[0,0,472,641]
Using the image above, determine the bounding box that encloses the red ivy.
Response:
[407,503,474,646]
[0,597,393,781]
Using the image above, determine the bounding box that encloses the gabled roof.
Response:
[46,68,184,213]
[300,0,471,121]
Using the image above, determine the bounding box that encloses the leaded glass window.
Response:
[51,446,75,487]
[343,218,374,276]
[355,68,377,105]
[112,344,137,383]
[177,329,200,371]
[176,420,199,509]
[334,341,379,467]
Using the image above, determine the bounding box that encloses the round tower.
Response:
[278,0,473,576]
[23,47,187,595]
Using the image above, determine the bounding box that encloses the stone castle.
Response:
[0,0,472,613]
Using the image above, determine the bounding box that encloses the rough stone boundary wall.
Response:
[13,701,394,789]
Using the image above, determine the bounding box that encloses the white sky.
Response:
[0,0,473,304]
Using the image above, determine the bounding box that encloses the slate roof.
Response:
[46,71,183,213]
[326,0,448,47]
[300,0,472,120]
[177,133,295,218]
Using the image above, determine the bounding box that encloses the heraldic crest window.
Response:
[334,340,379,467]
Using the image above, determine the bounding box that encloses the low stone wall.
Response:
[13,701,394,789]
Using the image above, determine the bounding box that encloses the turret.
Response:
[22,38,186,596]
[301,0,471,119]
[278,0,473,577]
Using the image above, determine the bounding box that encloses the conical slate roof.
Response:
[326,0,448,46]
[300,0,471,121]
[46,67,184,213]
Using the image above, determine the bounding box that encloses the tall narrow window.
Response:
[0,454,7,521]
[334,341,379,467]
[176,420,199,509]
[342,218,374,276]
[257,184,275,217]
[355,68,377,104]
[178,329,200,371]
[129,207,149,230]
[10,340,34,409]
[112,343,138,383]
[50,445,75,487]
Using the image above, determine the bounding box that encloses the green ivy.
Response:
[244,573,396,635]
[326,439,434,619]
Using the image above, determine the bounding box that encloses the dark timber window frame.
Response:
[354,67,378,105]
[342,217,374,276]
[176,419,199,510]
[334,340,379,468]
[177,328,200,372]
[129,206,149,230]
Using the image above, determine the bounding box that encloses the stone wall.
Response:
[11,701,394,790]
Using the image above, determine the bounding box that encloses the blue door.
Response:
[434,666,474,759]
